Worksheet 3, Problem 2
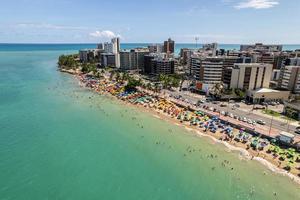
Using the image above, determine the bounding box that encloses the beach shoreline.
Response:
[67,71,300,186]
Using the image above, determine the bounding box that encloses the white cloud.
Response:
[234,0,279,9]
[89,30,119,38]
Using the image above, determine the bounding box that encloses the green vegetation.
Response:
[158,74,181,89]
[81,63,97,74]
[285,107,299,120]
[263,109,281,117]
[58,54,79,69]
[209,83,225,99]
[234,88,246,98]
[125,77,142,91]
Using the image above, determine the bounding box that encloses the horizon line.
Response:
[1,42,300,45]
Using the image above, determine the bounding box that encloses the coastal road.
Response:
[163,90,298,135]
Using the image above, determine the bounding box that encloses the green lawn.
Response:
[262,109,296,121]
[263,109,281,117]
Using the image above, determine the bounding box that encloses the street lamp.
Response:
[269,114,274,137]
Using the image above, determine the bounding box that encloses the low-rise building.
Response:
[246,88,290,103]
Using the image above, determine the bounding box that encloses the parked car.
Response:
[220,104,227,107]
[257,120,266,125]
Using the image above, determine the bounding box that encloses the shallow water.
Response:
[0,48,300,200]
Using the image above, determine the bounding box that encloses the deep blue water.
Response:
[0,43,299,54]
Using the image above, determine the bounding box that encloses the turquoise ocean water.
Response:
[0,44,300,200]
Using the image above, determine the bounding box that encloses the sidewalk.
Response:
[238,108,300,127]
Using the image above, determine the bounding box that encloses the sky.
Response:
[0,0,299,44]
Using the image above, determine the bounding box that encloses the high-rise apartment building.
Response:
[229,63,273,90]
[278,66,300,94]
[163,38,175,54]
[120,48,149,71]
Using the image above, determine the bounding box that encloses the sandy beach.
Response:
[69,72,300,186]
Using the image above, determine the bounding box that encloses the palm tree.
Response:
[109,71,115,81]
[210,83,225,99]
[179,74,185,91]
[115,72,121,82]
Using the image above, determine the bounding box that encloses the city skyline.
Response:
[0,0,299,44]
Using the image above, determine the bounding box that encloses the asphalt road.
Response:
[163,90,299,135]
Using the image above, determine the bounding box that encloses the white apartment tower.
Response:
[230,63,273,90]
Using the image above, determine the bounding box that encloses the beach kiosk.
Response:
[278,131,295,144]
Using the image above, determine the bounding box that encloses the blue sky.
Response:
[0,0,298,44]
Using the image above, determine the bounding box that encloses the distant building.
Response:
[226,50,241,57]
[278,66,300,94]
[240,43,283,52]
[103,37,120,67]
[111,37,120,68]
[97,43,104,50]
[120,50,131,70]
[148,44,163,53]
[144,54,156,74]
[180,48,194,65]
[285,57,300,66]
[163,38,175,54]
[229,63,273,90]
[120,48,149,71]
[101,53,116,67]
[190,57,224,91]
[272,69,281,81]
[283,101,300,120]
[222,56,242,88]
[203,43,218,56]
[104,42,113,53]
[79,49,97,63]
[151,58,175,75]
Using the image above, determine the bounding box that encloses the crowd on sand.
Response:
[64,68,300,183]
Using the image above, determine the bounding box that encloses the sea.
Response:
[0,44,300,200]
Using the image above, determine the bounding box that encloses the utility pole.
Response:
[269,115,274,137]
[195,37,199,49]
